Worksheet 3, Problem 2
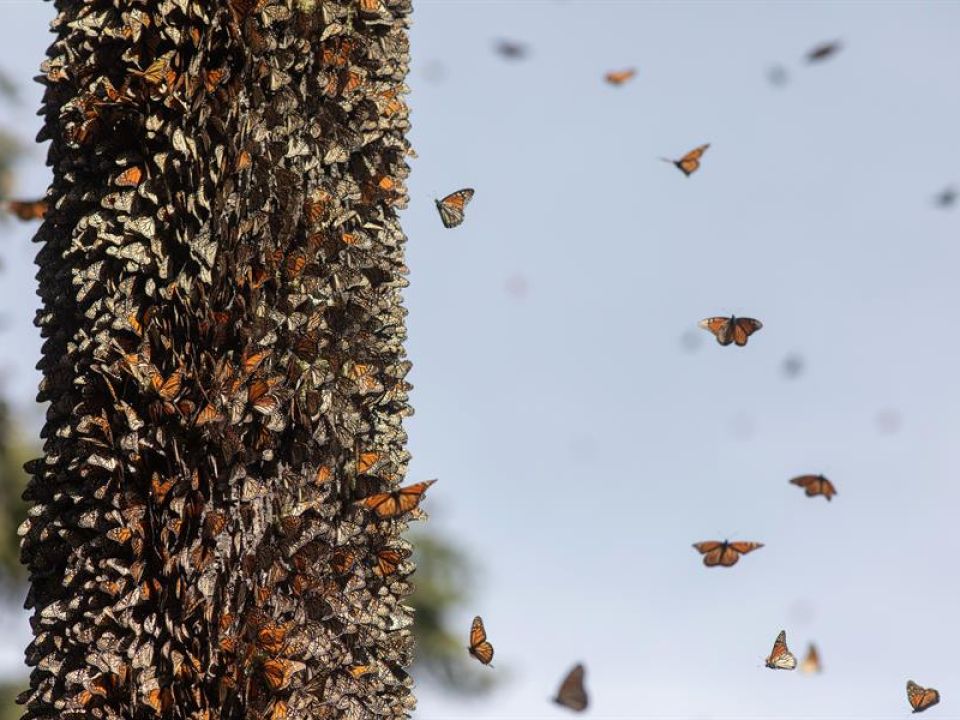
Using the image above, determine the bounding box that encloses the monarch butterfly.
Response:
[375,547,410,576]
[698,315,763,347]
[435,188,474,228]
[692,540,763,567]
[553,663,588,712]
[806,41,841,63]
[2,198,47,221]
[789,474,837,501]
[604,68,636,85]
[800,643,822,674]
[358,479,437,519]
[765,630,797,670]
[661,143,710,176]
[114,166,143,187]
[907,681,940,713]
[468,616,494,666]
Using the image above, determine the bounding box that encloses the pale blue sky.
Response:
[2,2,959,718]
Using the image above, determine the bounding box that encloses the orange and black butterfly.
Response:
[468,616,494,666]
[358,479,437,519]
[806,41,842,63]
[661,143,709,176]
[907,681,940,713]
[375,547,410,576]
[692,540,763,567]
[698,315,763,346]
[604,68,636,86]
[800,643,822,674]
[553,663,588,712]
[765,630,797,670]
[2,198,47,221]
[789,474,837,501]
[435,188,474,228]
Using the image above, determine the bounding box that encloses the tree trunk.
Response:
[18,1,417,718]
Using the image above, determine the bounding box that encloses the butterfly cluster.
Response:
[18,1,430,719]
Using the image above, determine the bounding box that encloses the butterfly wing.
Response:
[907,681,941,713]
[693,541,727,567]
[554,663,588,712]
[468,616,494,665]
[765,630,797,670]
[791,475,836,501]
[604,69,635,85]
[800,644,822,674]
[728,541,764,555]
[360,479,436,519]
[435,188,474,228]
[676,143,710,175]
[698,317,734,345]
[395,479,437,515]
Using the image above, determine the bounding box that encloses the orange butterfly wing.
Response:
[554,663,588,712]
[468,616,494,665]
[907,681,940,713]
[800,643,822,674]
[360,479,437,519]
[672,143,710,176]
[732,317,763,346]
[790,474,837,501]
[604,68,636,85]
[435,188,474,228]
[698,317,734,345]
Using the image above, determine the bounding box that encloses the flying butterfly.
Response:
[467,616,495,666]
[2,198,47,221]
[907,680,940,713]
[934,187,956,208]
[698,315,763,347]
[494,39,528,60]
[604,68,636,86]
[661,143,710,176]
[692,540,763,567]
[435,188,474,228]
[765,630,797,670]
[800,643,822,674]
[358,479,437,519]
[806,41,842,63]
[789,474,837,501]
[553,663,588,712]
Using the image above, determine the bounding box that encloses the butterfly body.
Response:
[468,616,494,666]
[789,474,837,501]
[662,143,709,176]
[435,188,474,228]
[765,630,797,670]
[553,663,588,712]
[907,681,940,713]
[699,315,763,346]
[692,540,763,567]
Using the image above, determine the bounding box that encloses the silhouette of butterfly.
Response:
[468,616,494,666]
[553,663,588,712]
[789,474,837,501]
[765,630,797,670]
[358,479,437,519]
[698,315,763,346]
[806,41,842,63]
[935,187,956,208]
[494,39,527,60]
[907,681,940,713]
[661,143,710,176]
[692,540,763,567]
[604,68,636,85]
[435,188,474,228]
[800,643,822,674]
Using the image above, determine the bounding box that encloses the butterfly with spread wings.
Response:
[661,143,710,176]
[790,474,837,501]
[692,540,763,567]
[765,630,797,670]
[907,681,940,713]
[800,643,822,674]
[699,315,763,346]
[553,663,588,712]
[435,188,474,228]
[467,616,494,666]
[358,479,437,519]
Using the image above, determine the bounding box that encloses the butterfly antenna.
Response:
[658,157,674,164]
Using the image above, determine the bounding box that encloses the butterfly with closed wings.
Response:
[467,616,494,666]
[435,188,474,228]
[661,143,710,176]
[553,663,588,712]
[800,643,822,674]
[765,630,797,670]
[907,681,940,713]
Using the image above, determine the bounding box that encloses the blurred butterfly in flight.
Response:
[789,474,837,501]
[907,681,940,713]
[435,188,474,228]
[604,68,636,86]
[800,643,822,674]
[661,143,710,176]
[553,663,588,712]
[699,315,763,346]
[806,40,842,63]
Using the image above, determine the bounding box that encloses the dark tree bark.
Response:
[18,0,417,717]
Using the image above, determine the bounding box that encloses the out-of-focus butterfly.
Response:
[806,41,841,63]
[907,681,940,713]
[789,474,837,501]
[661,143,709,176]
[934,187,956,208]
[553,663,588,712]
[800,643,822,674]
[698,315,763,346]
[765,630,797,670]
[604,68,636,86]
[468,616,494,666]
[2,198,47,221]
[435,188,474,228]
[358,479,437,519]
[692,540,763,567]
[767,64,789,87]
[494,39,527,60]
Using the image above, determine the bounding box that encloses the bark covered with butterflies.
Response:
[18,0,419,718]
